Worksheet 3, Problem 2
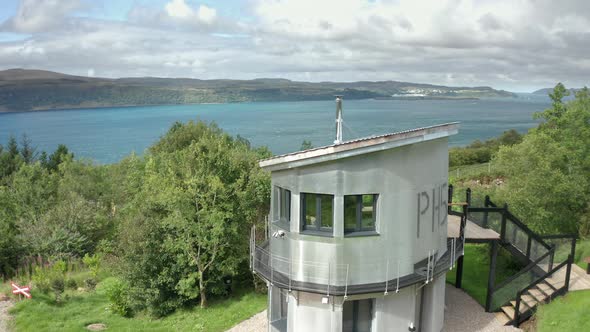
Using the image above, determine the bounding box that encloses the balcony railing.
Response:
[250,234,464,296]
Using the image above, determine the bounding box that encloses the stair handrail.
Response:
[484,197,553,251]
[491,246,555,292]
[513,254,573,326]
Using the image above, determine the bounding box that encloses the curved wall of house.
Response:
[268,137,449,287]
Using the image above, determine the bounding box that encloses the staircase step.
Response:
[537,282,556,296]
[528,288,547,302]
[495,311,511,325]
[521,294,538,308]
[501,305,516,320]
[510,301,529,314]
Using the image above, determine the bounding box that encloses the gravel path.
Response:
[227,285,520,332]
[443,285,520,332]
[0,297,13,332]
[226,310,267,332]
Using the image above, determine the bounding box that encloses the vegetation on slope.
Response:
[535,290,590,332]
[0,69,515,112]
[0,121,270,320]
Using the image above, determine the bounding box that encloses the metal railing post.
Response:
[485,240,498,312]
[565,254,573,292]
[548,245,555,271]
[448,184,454,214]
[344,264,349,299]
[483,195,490,228]
[327,263,331,297]
[384,260,389,295]
[513,292,522,327]
[500,204,508,241]
[526,236,532,260]
[396,259,400,293]
[466,188,472,206]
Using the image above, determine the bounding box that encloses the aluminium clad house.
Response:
[250,103,464,332]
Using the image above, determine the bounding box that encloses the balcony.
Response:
[250,236,464,296]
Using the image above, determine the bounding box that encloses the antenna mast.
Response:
[334,95,343,144]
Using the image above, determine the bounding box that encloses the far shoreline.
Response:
[0,95,525,115]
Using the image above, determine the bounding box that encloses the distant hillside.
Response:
[0,69,516,112]
[532,87,583,95]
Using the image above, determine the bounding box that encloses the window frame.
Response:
[273,186,291,230]
[344,194,378,236]
[300,192,334,236]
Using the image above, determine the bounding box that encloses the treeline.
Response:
[492,84,590,235]
[0,121,271,316]
[0,83,382,112]
[449,129,523,168]
[452,84,590,236]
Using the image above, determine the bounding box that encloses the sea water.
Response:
[0,94,549,164]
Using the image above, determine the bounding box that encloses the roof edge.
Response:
[259,122,459,171]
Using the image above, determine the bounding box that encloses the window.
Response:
[300,193,333,234]
[277,187,291,222]
[344,194,377,234]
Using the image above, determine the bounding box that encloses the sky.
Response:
[0,0,589,92]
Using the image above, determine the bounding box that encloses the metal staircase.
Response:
[450,187,576,327]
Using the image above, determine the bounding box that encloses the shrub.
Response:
[66,278,78,290]
[50,277,65,303]
[31,266,51,293]
[102,278,132,317]
[82,253,101,279]
[84,278,97,291]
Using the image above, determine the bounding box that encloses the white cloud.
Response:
[165,0,194,18]
[197,5,217,24]
[2,0,81,33]
[163,0,217,24]
[87,68,95,77]
[0,0,589,91]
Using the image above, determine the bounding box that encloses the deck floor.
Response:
[448,214,500,241]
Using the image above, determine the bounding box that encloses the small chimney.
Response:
[334,95,343,144]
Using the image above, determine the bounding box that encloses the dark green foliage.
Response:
[118,120,270,315]
[51,277,65,303]
[449,129,523,167]
[84,278,97,291]
[102,277,132,317]
[300,140,313,150]
[66,278,78,290]
[41,144,73,172]
[494,85,590,235]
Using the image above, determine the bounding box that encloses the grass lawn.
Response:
[535,290,590,332]
[573,238,590,270]
[5,277,267,332]
[447,244,522,305]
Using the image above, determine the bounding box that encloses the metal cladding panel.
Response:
[419,275,446,332]
[268,137,449,287]
[373,286,418,332]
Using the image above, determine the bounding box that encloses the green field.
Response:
[535,290,590,331]
[4,277,266,332]
[447,244,522,305]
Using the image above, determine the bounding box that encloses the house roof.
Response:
[259,122,460,171]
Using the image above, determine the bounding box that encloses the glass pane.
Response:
[361,195,375,230]
[355,299,373,332]
[320,195,333,229]
[280,189,291,221]
[304,194,317,228]
[285,190,291,221]
[344,195,357,231]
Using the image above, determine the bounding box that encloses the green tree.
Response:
[119,121,270,314]
[19,134,37,164]
[494,85,590,235]
[300,140,313,150]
